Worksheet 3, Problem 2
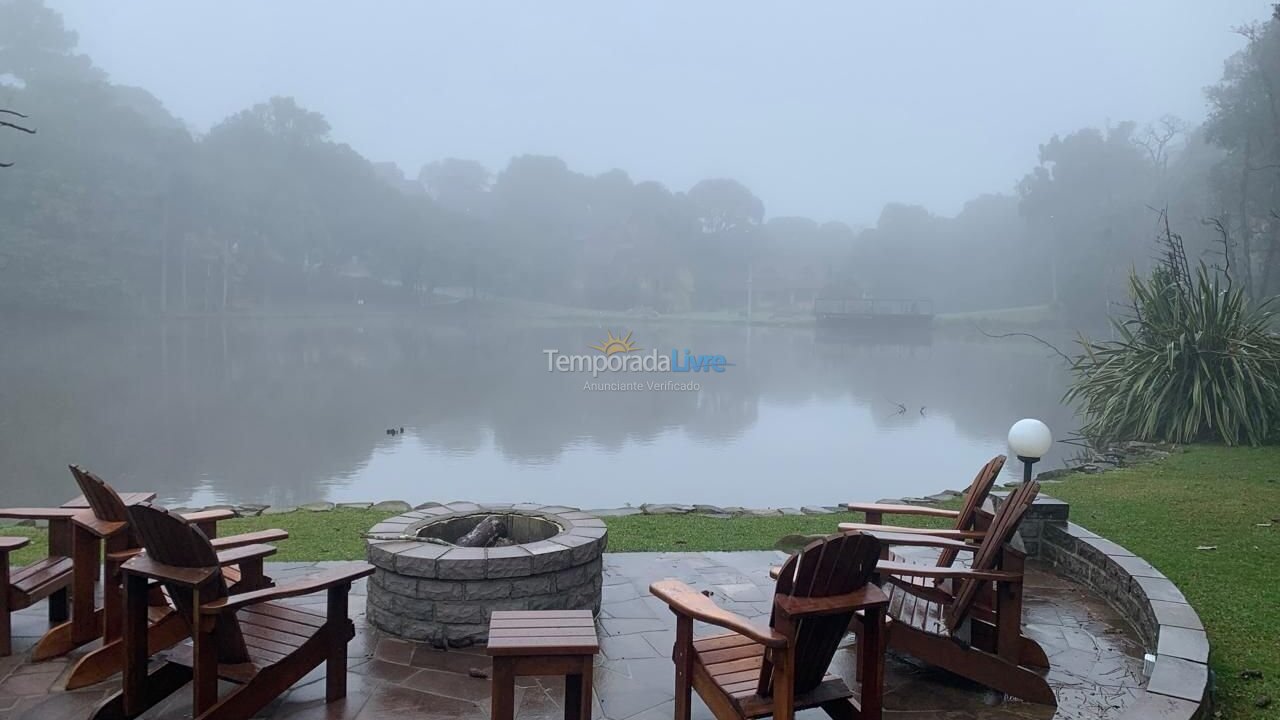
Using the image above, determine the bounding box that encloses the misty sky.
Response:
[51,1,1261,225]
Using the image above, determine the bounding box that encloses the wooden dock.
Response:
[814,298,934,329]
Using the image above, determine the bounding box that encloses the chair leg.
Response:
[673,615,694,720]
[858,607,884,719]
[849,612,864,682]
[326,585,350,702]
[100,573,192,720]
[0,552,10,657]
[491,658,515,720]
[565,663,592,720]
[47,587,68,624]
[191,599,219,715]
[771,642,796,720]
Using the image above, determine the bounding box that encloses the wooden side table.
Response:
[486,610,599,720]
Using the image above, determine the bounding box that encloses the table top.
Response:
[485,610,599,657]
[61,492,156,509]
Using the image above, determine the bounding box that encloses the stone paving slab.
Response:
[0,553,1145,719]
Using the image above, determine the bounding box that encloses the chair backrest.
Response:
[126,503,250,664]
[68,465,131,523]
[759,531,880,698]
[944,480,1040,632]
[935,455,1005,569]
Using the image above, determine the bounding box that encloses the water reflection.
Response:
[0,318,1077,508]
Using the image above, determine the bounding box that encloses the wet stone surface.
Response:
[0,553,1146,719]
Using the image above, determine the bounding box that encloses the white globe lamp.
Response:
[1008,418,1052,483]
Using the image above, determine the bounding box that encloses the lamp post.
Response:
[1007,418,1052,484]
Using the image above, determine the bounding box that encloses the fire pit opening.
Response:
[417,513,561,547]
[364,503,606,648]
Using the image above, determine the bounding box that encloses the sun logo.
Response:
[590,330,640,356]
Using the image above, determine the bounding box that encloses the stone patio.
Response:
[0,552,1145,720]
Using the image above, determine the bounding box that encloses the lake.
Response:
[0,317,1079,509]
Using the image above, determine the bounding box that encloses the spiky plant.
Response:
[1065,224,1280,446]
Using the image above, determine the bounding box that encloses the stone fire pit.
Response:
[364,502,606,647]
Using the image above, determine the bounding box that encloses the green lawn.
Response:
[3,446,1275,715]
[3,507,941,565]
[600,510,949,551]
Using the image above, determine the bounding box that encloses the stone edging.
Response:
[65,501,849,521]
[1013,495,1212,720]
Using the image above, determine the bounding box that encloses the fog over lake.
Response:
[0,318,1074,509]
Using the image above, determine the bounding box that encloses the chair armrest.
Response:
[860,531,977,551]
[877,561,1021,583]
[650,579,788,649]
[840,523,984,540]
[117,544,276,582]
[0,507,80,520]
[210,529,288,550]
[122,555,219,587]
[105,548,143,564]
[200,564,374,615]
[847,502,960,519]
[72,511,128,538]
[181,509,237,524]
[0,537,31,552]
[215,544,276,567]
[774,585,888,618]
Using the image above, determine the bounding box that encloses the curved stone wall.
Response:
[1010,494,1212,720]
[364,502,606,647]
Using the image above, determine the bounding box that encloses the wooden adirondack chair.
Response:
[0,507,77,658]
[1,535,73,657]
[53,465,290,689]
[840,455,1005,564]
[852,480,1055,706]
[651,532,888,720]
[92,503,373,720]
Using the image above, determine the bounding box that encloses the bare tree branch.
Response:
[1134,114,1186,170]
[1,108,35,167]
[975,326,1074,365]
[0,119,36,134]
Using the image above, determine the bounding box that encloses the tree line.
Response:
[2,0,1279,322]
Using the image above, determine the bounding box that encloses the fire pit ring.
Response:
[364,502,606,647]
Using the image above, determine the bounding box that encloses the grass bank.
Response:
[3,509,934,566]
[3,446,1274,715]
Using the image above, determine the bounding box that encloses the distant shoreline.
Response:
[142,298,1058,332]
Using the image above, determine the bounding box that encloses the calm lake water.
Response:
[0,318,1078,509]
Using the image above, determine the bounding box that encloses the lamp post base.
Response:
[1017,455,1039,484]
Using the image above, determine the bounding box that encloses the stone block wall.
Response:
[1001,493,1213,720]
[366,555,603,647]
[364,502,606,648]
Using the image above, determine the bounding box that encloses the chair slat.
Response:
[946,481,1039,632]
[936,455,1004,568]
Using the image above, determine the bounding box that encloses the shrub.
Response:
[1065,228,1280,446]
